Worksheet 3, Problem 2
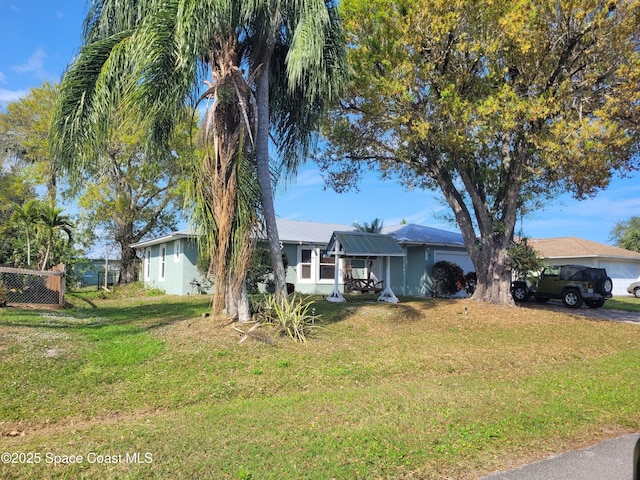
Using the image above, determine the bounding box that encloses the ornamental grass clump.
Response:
[260,294,318,343]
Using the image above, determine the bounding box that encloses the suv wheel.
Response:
[512,285,530,302]
[562,288,584,308]
[597,276,613,295]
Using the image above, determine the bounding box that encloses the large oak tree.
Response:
[321,0,640,304]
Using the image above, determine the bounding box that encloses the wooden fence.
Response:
[0,264,66,309]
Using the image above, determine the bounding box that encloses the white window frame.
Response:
[159,244,167,282]
[145,249,151,281]
[318,249,336,283]
[174,239,181,263]
[298,247,314,283]
[297,246,336,284]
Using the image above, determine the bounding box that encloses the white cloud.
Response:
[289,168,324,188]
[12,48,48,79]
[0,88,28,102]
[0,71,6,84]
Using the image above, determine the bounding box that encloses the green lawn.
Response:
[606,295,640,312]
[1,289,639,479]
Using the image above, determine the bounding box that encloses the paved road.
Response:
[478,432,640,480]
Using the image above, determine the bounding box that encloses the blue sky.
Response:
[1,1,639,246]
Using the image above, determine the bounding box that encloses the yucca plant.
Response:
[260,294,319,343]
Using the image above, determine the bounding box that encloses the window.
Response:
[300,248,312,281]
[174,239,181,263]
[145,249,151,280]
[159,244,166,281]
[319,250,335,280]
[298,246,338,283]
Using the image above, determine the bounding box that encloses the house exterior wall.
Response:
[393,245,473,297]
[284,242,347,295]
[141,239,212,295]
[283,243,471,298]
[134,227,472,299]
[399,246,429,296]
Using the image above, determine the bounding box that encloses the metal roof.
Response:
[130,230,196,249]
[130,221,466,250]
[274,219,354,244]
[383,223,465,246]
[326,231,406,257]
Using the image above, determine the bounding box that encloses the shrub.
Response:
[463,271,477,295]
[0,281,7,307]
[508,238,545,277]
[245,248,288,293]
[432,261,464,297]
[258,294,319,343]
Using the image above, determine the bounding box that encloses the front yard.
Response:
[1,290,639,479]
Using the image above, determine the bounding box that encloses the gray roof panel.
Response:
[275,219,354,244]
[383,224,465,246]
[326,231,406,257]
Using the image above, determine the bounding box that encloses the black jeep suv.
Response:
[511,265,613,309]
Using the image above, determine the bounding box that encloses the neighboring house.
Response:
[73,258,120,288]
[132,219,473,298]
[529,237,640,296]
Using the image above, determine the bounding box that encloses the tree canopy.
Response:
[0,82,60,207]
[611,217,640,252]
[77,119,193,283]
[322,0,640,304]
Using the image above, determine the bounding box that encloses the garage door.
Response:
[434,251,475,273]
[598,261,640,296]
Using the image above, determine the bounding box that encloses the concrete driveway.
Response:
[524,301,640,325]
[478,432,640,480]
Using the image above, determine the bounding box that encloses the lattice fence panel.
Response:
[0,265,65,308]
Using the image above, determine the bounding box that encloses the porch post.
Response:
[377,256,399,303]
[327,239,345,302]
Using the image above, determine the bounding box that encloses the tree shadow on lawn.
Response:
[314,294,439,326]
[0,298,211,334]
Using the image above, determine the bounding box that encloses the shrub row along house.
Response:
[131,219,640,298]
[131,219,474,298]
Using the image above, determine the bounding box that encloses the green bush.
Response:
[246,248,289,293]
[432,261,464,297]
[0,281,7,307]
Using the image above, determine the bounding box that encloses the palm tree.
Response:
[353,218,384,234]
[352,218,384,281]
[8,199,42,267]
[51,0,346,311]
[37,206,74,271]
[248,0,347,296]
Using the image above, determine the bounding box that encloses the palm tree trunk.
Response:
[255,51,286,297]
[26,230,31,267]
[41,242,51,271]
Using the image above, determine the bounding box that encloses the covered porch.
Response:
[324,231,406,303]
